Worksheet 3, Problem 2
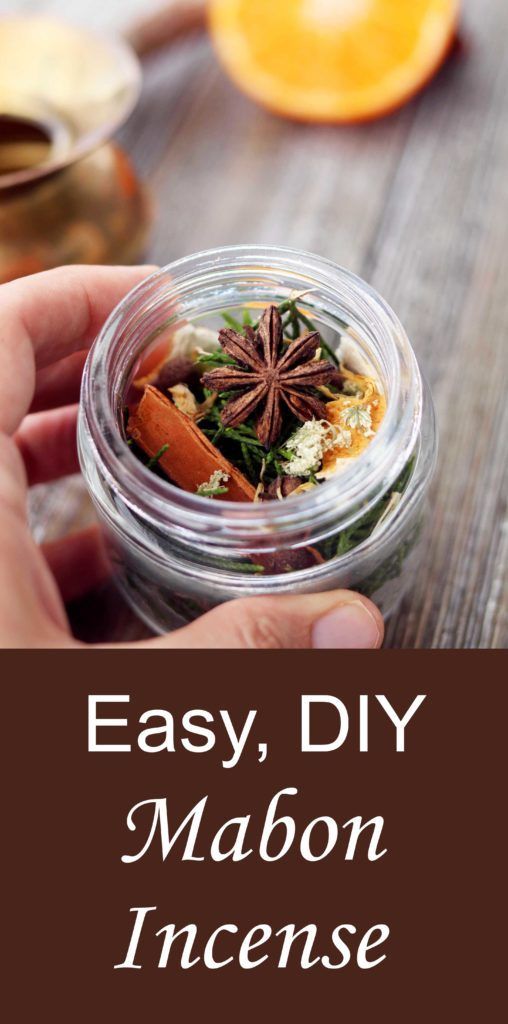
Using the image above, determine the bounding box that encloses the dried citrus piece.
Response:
[321,372,387,476]
[209,0,460,122]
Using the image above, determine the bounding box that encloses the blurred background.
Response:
[1,0,506,647]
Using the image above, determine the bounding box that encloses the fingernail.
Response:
[312,600,382,649]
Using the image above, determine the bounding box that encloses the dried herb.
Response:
[201,305,335,448]
[127,386,255,502]
[316,457,416,561]
[355,519,423,599]
[146,443,169,470]
[195,350,238,369]
[196,470,230,498]
[196,485,229,497]
[198,399,301,489]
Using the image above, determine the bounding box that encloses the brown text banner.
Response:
[2,651,504,1020]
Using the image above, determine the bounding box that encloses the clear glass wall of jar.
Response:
[78,246,437,634]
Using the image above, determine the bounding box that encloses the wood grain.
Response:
[13,0,508,647]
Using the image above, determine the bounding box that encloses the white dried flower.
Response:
[333,425,353,449]
[341,404,374,436]
[282,420,338,477]
[196,470,229,497]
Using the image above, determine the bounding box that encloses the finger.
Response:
[0,507,71,647]
[42,526,111,604]
[15,405,79,485]
[0,264,156,434]
[141,591,384,650]
[30,350,88,413]
[7,264,157,369]
[0,432,28,517]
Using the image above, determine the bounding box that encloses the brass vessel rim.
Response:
[0,15,141,190]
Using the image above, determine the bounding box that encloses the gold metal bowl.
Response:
[0,15,150,280]
[0,145,151,282]
[0,15,141,190]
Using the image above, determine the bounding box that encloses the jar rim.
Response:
[80,244,422,542]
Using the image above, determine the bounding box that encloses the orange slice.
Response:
[209,0,460,122]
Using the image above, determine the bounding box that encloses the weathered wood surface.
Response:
[12,0,508,647]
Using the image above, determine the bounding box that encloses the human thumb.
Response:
[146,590,384,649]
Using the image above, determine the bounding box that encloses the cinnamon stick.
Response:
[127,386,256,502]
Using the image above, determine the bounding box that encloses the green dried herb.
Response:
[316,457,416,562]
[146,443,169,470]
[196,486,229,497]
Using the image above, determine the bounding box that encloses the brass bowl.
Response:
[0,15,150,280]
[0,15,141,190]
[0,145,151,283]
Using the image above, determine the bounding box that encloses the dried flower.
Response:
[341,404,374,436]
[282,419,338,477]
[196,469,230,498]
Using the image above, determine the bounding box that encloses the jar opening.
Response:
[81,246,422,551]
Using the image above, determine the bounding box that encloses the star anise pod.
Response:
[201,305,335,447]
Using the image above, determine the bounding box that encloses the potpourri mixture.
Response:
[126,297,387,507]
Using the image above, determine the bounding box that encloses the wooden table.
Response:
[16,0,508,647]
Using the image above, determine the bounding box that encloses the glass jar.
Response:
[78,245,437,634]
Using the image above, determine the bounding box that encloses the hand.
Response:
[0,266,384,649]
